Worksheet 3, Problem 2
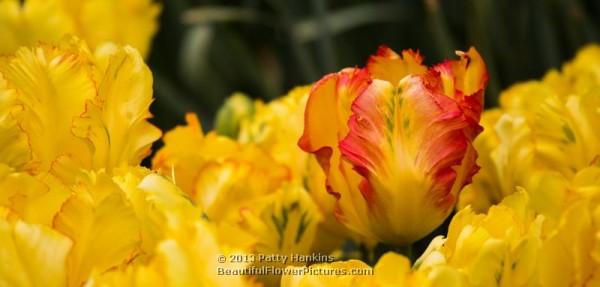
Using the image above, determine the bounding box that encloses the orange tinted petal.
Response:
[366,46,427,85]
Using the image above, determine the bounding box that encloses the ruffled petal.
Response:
[53,171,141,287]
[73,45,161,170]
[0,41,96,173]
[366,46,427,85]
[0,74,29,169]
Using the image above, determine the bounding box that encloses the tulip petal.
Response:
[366,46,427,85]
[298,68,370,158]
[0,74,29,169]
[298,68,374,239]
[0,41,96,172]
[0,218,72,287]
[73,46,161,170]
[53,172,141,287]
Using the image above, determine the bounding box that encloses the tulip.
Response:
[417,191,545,287]
[299,46,487,245]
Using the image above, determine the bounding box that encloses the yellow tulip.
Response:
[424,166,600,286]
[418,191,545,287]
[0,0,160,57]
[153,113,290,208]
[299,46,488,245]
[75,171,255,287]
[40,166,191,287]
[0,38,161,176]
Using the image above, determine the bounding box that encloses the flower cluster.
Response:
[2,1,600,286]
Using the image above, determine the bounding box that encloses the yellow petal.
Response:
[0,169,70,226]
[193,155,289,222]
[156,219,255,287]
[0,73,29,169]
[73,45,161,170]
[366,46,427,85]
[0,218,72,287]
[53,171,141,286]
[242,183,322,255]
[0,40,96,173]
[112,167,197,259]
[372,252,412,285]
[152,113,211,195]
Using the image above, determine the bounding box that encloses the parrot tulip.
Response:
[299,46,488,245]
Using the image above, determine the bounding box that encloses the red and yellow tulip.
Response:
[299,47,488,245]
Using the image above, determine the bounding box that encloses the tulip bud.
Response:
[214,92,255,138]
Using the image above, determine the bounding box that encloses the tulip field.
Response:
[1,0,600,287]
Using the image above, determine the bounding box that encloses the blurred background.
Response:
[147,0,600,131]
